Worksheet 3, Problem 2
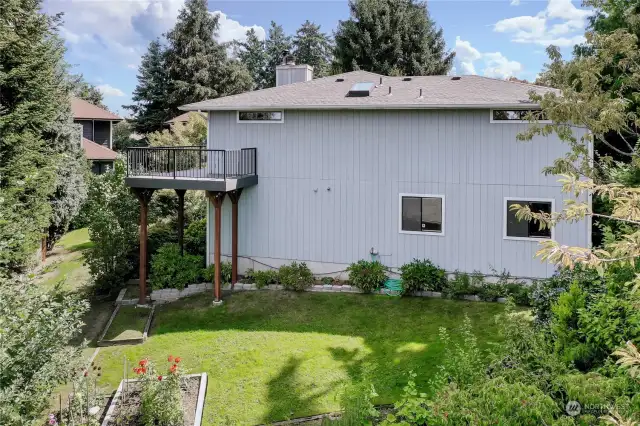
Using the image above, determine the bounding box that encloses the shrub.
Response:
[148,221,178,258]
[202,261,232,285]
[278,262,314,291]
[134,356,184,425]
[347,260,387,293]
[399,258,447,294]
[245,268,279,288]
[442,271,479,298]
[504,283,532,305]
[184,218,206,256]
[321,276,335,285]
[149,243,204,290]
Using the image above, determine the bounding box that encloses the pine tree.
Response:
[334,0,455,76]
[264,21,293,87]
[0,0,87,271]
[292,20,333,78]
[124,39,171,134]
[235,28,268,90]
[165,0,227,115]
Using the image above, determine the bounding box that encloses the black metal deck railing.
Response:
[126,147,257,180]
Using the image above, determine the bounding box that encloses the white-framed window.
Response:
[504,197,554,241]
[489,109,550,124]
[399,193,445,236]
[237,110,284,123]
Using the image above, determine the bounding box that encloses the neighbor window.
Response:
[237,111,283,122]
[505,199,552,239]
[399,194,444,235]
[491,109,548,122]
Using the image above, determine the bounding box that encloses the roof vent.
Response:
[347,82,375,97]
[336,78,345,82]
[451,76,461,81]
[403,77,412,81]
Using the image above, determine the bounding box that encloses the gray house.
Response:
[124,65,589,304]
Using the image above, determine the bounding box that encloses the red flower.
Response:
[140,367,147,374]
[158,375,163,381]
[168,355,174,362]
[83,371,88,377]
[170,364,178,374]
[139,359,148,367]
[174,357,181,364]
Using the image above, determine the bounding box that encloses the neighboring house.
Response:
[164,111,206,127]
[124,63,590,303]
[71,97,121,173]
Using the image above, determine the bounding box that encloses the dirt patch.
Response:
[105,376,200,426]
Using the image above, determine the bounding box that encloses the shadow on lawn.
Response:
[149,291,505,424]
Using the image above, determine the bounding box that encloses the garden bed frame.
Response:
[97,304,155,347]
[101,373,208,426]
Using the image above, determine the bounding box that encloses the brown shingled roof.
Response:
[165,111,206,124]
[71,97,122,120]
[82,138,118,161]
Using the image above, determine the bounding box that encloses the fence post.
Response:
[223,151,227,179]
[173,149,176,179]
[126,149,129,176]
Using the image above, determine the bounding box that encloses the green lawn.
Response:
[37,228,93,292]
[58,227,94,252]
[103,306,151,341]
[95,291,506,425]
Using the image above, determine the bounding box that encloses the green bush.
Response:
[202,261,232,285]
[442,271,480,298]
[149,243,204,290]
[320,276,334,285]
[504,283,532,305]
[148,221,178,258]
[245,268,279,288]
[278,262,314,291]
[399,258,447,294]
[184,218,206,257]
[347,260,387,293]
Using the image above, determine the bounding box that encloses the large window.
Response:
[237,111,284,123]
[490,109,548,123]
[504,198,553,240]
[399,194,444,235]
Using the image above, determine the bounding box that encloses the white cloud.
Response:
[510,0,520,5]
[454,37,523,79]
[494,0,593,47]
[127,64,138,70]
[212,11,265,44]
[96,84,125,97]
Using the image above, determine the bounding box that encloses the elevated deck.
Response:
[125,147,258,191]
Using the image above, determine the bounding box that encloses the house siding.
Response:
[207,109,589,279]
[76,120,93,141]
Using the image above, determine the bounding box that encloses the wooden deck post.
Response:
[227,189,243,285]
[132,188,155,305]
[207,191,226,303]
[175,189,186,256]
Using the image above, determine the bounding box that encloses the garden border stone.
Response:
[101,373,207,426]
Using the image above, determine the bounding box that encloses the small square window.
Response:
[505,199,552,239]
[400,194,444,234]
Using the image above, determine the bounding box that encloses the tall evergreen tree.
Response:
[292,20,333,78]
[164,0,227,115]
[0,0,86,270]
[124,39,171,134]
[235,28,268,90]
[333,0,454,76]
[264,21,293,87]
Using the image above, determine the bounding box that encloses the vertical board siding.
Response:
[209,109,588,279]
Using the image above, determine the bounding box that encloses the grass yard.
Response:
[103,306,151,341]
[95,291,507,425]
[36,228,94,292]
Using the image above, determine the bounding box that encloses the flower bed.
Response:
[102,357,207,426]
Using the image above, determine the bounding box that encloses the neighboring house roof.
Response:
[180,71,558,112]
[82,138,118,161]
[71,97,122,120]
[165,111,206,124]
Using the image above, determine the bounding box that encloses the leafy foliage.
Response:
[263,21,293,88]
[84,160,139,292]
[278,261,314,291]
[149,243,204,290]
[112,120,144,151]
[346,260,387,293]
[69,74,106,109]
[333,0,454,76]
[0,276,88,424]
[399,258,446,294]
[147,112,207,147]
[441,271,479,298]
[185,218,206,257]
[133,357,184,426]
[202,261,232,286]
[245,268,279,288]
[234,28,268,90]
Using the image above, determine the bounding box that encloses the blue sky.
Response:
[43,0,593,115]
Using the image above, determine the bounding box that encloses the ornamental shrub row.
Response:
[243,262,314,290]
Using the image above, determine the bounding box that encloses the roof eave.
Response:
[179,103,540,112]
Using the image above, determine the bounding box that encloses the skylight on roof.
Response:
[347,82,375,97]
